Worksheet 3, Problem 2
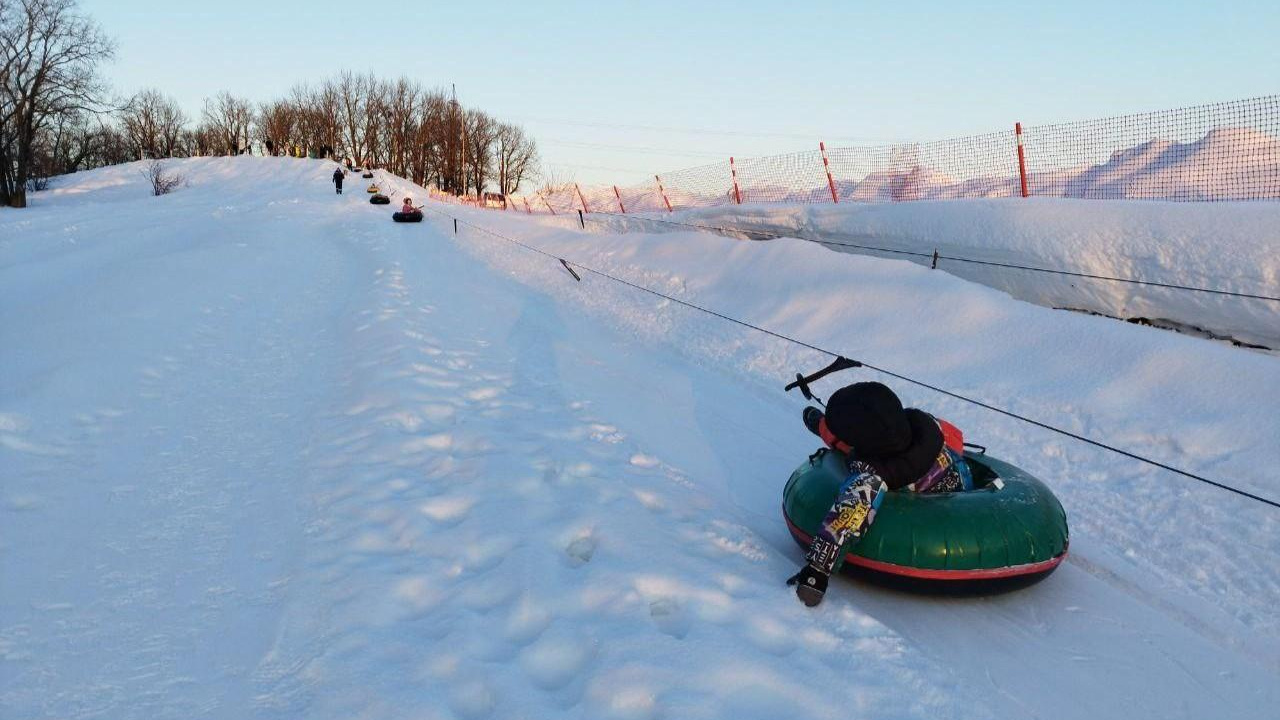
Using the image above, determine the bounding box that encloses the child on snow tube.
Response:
[400,197,420,214]
[788,381,972,606]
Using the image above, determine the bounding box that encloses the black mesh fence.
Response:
[1021,96,1280,200]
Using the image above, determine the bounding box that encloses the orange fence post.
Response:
[613,185,626,213]
[575,183,590,214]
[539,192,556,215]
[522,197,532,214]
[730,156,742,204]
[1015,122,1029,198]
[655,175,673,212]
[820,141,839,203]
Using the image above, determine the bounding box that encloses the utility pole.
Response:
[456,84,474,198]
[450,83,460,194]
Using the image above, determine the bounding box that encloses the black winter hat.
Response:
[824,382,911,458]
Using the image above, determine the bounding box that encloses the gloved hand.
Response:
[786,564,830,607]
[802,406,825,437]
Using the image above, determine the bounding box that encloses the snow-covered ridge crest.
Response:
[0,155,327,212]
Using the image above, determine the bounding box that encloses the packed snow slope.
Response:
[3,157,1279,720]
[570,199,1280,348]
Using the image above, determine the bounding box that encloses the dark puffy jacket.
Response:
[861,411,970,492]
[818,408,971,492]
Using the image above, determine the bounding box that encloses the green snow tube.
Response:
[782,449,1068,587]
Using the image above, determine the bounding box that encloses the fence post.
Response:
[730,156,742,205]
[1015,122,1029,198]
[820,141,839,204]
[613,185,626,214]
[655,175,673,212]
[575,183,590,214]
[522,197,532,214]
[577,209,585,229]
[539,192,556,215]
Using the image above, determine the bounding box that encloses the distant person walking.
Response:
[332,167,344,194]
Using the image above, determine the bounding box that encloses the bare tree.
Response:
[382,77,419,173]
[538,165,577,193]
[156,97,185,157]
[142,158,182,195]
[284,81,340,159]
[408,88,448,186]
[287,84,319,157]
[438,89,466,193]
[26,111,124,187]
[120,88,186,159]
[256,99,295,156]
[182,122,220,157]
[32,109,98,176]
[201,91,253,156]
[176,127,200,156]
[88,121,129,166]
[360,76,389,167]
[0,0,115,207]
[308,82,341,158]
[334,71,369,164]
[462,108,497,197]
[494,122,538,195]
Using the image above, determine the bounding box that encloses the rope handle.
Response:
[784,356,861,403]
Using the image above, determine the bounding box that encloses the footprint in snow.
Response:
[519,630,596,691]
[648,597,690,639]
[447,678,497,719]
[631,489,665,513]
[564,533,598,567]
[503,594,554,646]
[587,423,625,443]
[628,453,661,469]
[418,495,475,526]
[6,494,44,511]
[743,616,797,657]
[466,386,503,402]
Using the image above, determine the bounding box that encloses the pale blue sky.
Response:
[85,0,1280,185]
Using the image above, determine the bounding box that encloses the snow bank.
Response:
[564,198,1280,348]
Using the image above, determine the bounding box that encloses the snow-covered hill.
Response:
[2,157,1278,720]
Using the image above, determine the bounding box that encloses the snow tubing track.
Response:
[783,449,1069,591]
